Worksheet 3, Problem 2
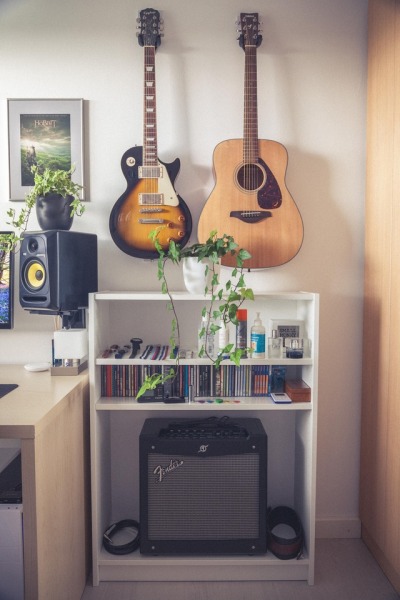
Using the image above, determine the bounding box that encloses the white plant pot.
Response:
[182,257,215,295]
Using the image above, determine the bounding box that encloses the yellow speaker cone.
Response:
[25,261,46,290]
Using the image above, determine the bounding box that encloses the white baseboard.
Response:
[316,517,361,538]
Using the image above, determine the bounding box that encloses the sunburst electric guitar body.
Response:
[109,8,192,259]
[198,13,303,269]
[110,145,191,259]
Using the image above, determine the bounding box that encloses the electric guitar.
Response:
[109,8,192,259]
[197,13,303,269]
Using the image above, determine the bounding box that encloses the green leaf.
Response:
[228,304,238,320]
[243,289,255,301]
[210,323,221,335]
[238,249,252,261]
[229,348,243,367]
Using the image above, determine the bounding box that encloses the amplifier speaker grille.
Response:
[140,417,267,555]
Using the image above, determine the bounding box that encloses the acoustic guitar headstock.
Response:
[136,8,163,48]
[238,12,262,50]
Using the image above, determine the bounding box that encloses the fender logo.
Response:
[153,459,183,483]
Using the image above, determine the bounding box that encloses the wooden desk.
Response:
[0,365,90,600]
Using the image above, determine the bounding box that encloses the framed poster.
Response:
[0,242,14,329]
[269,319,305,339]
[7,98,85,200]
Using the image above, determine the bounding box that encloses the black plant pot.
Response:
[36,193,74,231]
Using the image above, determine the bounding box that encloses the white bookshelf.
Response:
[89,291,319,585]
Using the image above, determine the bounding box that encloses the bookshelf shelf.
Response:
[89,290,319,586]
[95,396,313,411]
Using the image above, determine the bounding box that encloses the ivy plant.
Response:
[0,165,84,256]
[136,229,254,399]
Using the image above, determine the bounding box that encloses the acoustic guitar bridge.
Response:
[230,210,272,223]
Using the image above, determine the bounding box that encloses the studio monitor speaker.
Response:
[19,230,98,312]
[139,417,267,555]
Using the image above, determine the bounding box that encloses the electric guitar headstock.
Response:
[238,12,262,50]
[136,7,162,48]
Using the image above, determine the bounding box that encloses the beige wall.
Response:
[0,0,368,535]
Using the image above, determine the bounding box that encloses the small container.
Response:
[286,338,304,359]
[268,329,282,359]
[251,312,266,358]
[236,309,248,357]
[284,378,311,402]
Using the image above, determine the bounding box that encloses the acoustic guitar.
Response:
[109,8,192,259]
[197,12,303,269]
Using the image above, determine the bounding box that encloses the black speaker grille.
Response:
[147,453,260,540]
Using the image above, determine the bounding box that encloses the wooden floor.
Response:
[81,539,400,600]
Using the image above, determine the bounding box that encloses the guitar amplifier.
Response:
[139,416,267,555]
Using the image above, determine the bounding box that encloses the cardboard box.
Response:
[284,379,311,402]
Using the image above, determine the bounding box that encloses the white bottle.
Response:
[268,329,283,359]
[217,319,230,358]
[251,313,266,358]
[198,316,215,357]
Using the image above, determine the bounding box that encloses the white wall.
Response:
[0,0,367,534]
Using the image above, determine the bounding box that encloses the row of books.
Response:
[101,364,286,399]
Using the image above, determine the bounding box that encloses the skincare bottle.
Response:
[286,338,303,359]
[217,319,230,358]
[268,329,282,359]
[250,312,266,358]
[198,316,215,358]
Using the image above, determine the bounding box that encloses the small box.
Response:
[284,379,311,402]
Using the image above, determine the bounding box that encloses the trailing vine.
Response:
[136,230,253,399]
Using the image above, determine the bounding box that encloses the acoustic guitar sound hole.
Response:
[236,163,266,191]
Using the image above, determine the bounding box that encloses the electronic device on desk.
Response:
[18,230,97,375]
[0,236,14,330]
[19,230,98,329]
[52,328,88,376]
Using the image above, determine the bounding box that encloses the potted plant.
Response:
[0,165,85,256]
[136,229,254,399]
